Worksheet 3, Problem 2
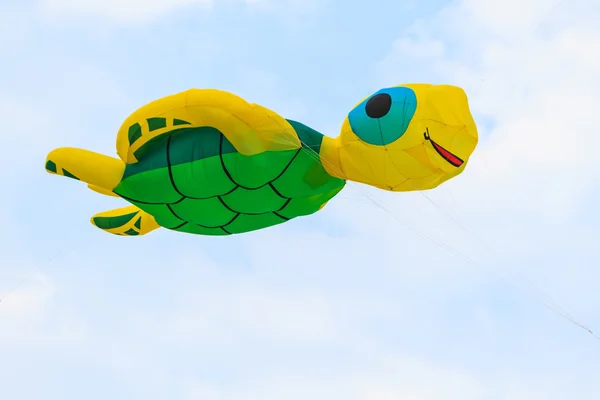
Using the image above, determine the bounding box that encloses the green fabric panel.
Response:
[124,228,139,236]
[225,213,287,234]
[271,148,344,198]
[113,120,347,236]
[134,216,141,229]
[170,157,235,198]
[278,195,323,218]
[93,211,139,229]
[133,133,170,161]
[174,223,229,236]
[123,135,170,180]
[278,119,345,195]
[286,119,324,152]
[45,160,57,173]
[169,127,222,164]
[319,184,345,205]
[220,186,288,214]
[173,119,191,126]
[115,167,181,203]
[304,161,339,188]
[128,202,182,228]
[279,185,344,218]
[147,117,167,131]
[61,168,79,180]
[134,126,236,170]
[170,197,236,227]
[128,123,142,146]
[221,150,297,188]
[125,127,237,180]
[133,127,193,160]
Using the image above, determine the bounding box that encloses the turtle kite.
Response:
[45,84,478,236]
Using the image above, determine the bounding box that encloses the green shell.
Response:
[112,119,346,235]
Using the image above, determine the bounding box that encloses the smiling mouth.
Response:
[423,128,464,167]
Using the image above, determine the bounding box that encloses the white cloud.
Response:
[34,0,322,24]
[240,0,323,18]
[35,0,214,23]
[0,271,87,349]
[179,353,600,400]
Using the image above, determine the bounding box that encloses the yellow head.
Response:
[321,83,478,191]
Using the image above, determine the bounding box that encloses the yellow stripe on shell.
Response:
[116,89,302,164]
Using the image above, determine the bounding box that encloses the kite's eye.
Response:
[365,93,392,118]
[348,87,417,146]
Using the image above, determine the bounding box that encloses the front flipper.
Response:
[88,184,119,197]
[45,147,125,192]
[91,205,160,236]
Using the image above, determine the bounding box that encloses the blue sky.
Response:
[1,0,599,399]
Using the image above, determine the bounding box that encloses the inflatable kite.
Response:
[45,84,478,236]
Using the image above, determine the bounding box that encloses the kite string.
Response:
[294,137,599,341]
[375,142,588,332]
[360,183,596,337]
[379,0,599,338]
[419,190,596,334]
[424,0,593,331]
[418,184,586,324]
[0,250,62,304]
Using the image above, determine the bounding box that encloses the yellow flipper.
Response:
[90,205,160,236]
[88,184,119,197]
[45,147,125,192]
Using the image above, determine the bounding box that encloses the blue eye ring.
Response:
[348,87,417,146]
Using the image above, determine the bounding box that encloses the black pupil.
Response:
[365,93,392,118]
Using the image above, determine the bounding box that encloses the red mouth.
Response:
[424,128,464,167]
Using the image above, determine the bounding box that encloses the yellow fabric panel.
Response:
[90,205,160,236]
[319,136,345,179]
[45,147,125,191]
[88,184,119,197]
[116,89,301,164]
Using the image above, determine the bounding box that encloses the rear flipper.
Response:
[91,205,160,236]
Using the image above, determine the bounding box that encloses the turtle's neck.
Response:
[318,133,391,191]
[319,135,347,181]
